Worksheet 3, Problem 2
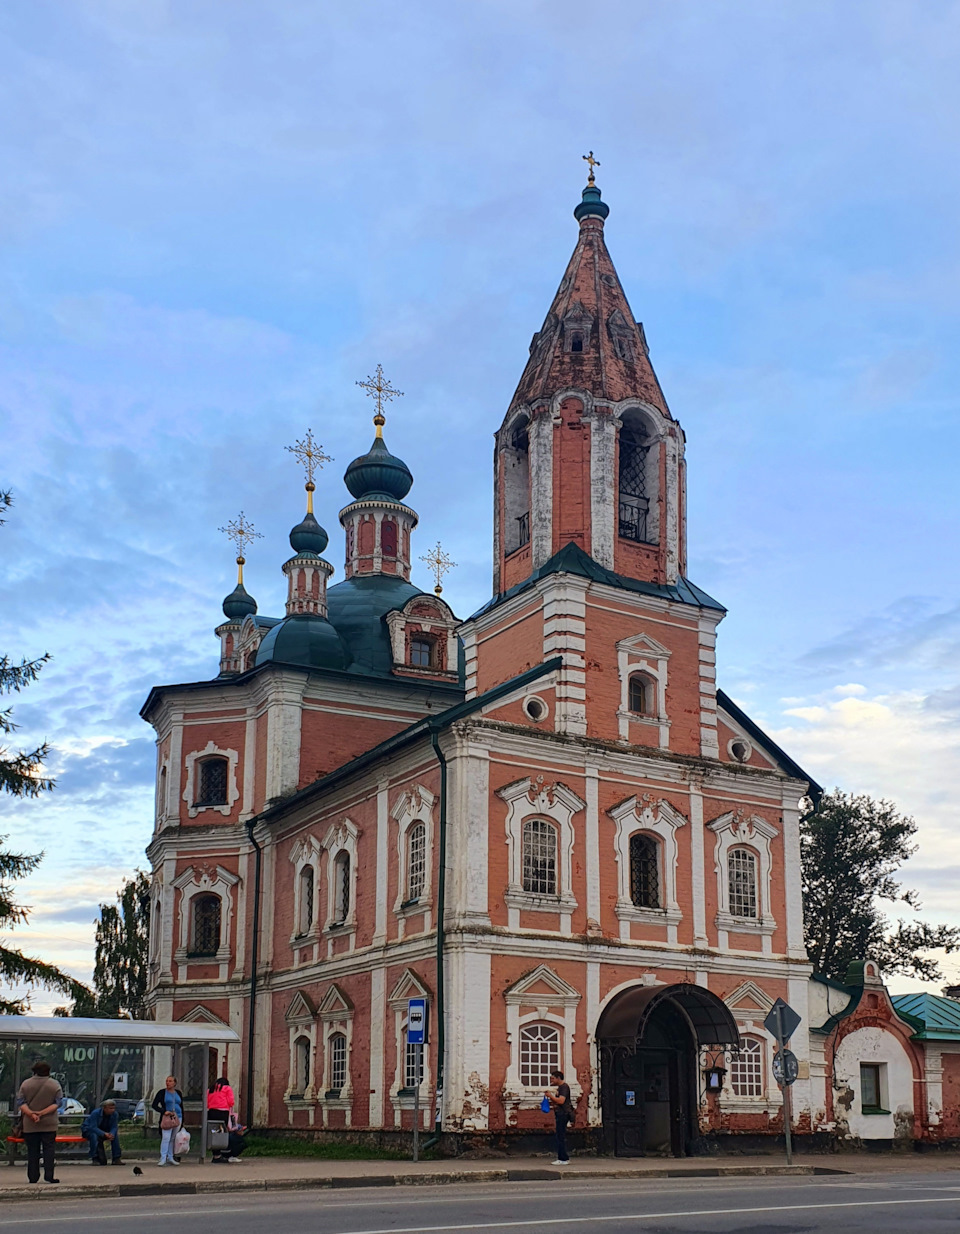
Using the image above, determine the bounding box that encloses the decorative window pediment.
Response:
[172,864,239,967]
[392,785,436,922]
[386,595,458,680]
[725,980,774,1016]
[709,810,778,941]
[318,983,354,1021]
[504,964,581,1009]
[321,818,359,935]
[609,796,686,940]
[498,777,584,930]
[183,740,240,818]
[285,989,317,1026]
[616,632,671,746]
[388,967,432,1009]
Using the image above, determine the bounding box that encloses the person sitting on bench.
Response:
[81,1100,123,1165]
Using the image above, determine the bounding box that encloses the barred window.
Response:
[197,757,228,806]
[519,1023,560,1088]
[629,833,660,908]
[191,893,221,955]
[294,1035,310,1095]
[730,1037,764,1097]
[297,864,314,935]
[728,848,758,918]
[521,819,557,896]
[404,1031,424,1089]
[333,852,350,924]
[407,822,426,901]
[329,1033,347,1092]
[619,418,651,543]
[628,674,654,715]
[411,637,433,668]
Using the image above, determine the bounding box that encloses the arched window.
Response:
[730,1036,764,1097]
[328,1033,347,1093]
[191,893,221,955]
[381,520,398,558]
[196,757,228,807]
[406,822,426,902]
[619,417,652,543]
[297,864,314,935]
[521,819,557,896]
[629,833,660,908]
[628,673,655,716]
[728,848,758,918]
[293,1035,311,1096]
[504,417,530,555]
[569,332,584,353]
[519,1023,560,1088]
[157,766,166,820]
[333,852,350,925]
[410,636,433,669]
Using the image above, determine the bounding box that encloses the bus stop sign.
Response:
[407,998,428,1045]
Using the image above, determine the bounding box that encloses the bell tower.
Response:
[493,168,687,595]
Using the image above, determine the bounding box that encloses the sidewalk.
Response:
[2,1149,959,1202]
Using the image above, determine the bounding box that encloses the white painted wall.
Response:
[834,1026,915,1140]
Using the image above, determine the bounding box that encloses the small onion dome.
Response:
[289,510,329,555]
[222,581,257,620]
[344,434,413,502]
[574,183,610,223]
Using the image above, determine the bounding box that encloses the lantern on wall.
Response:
[701,1045,728,1093]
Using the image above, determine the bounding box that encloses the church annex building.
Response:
[142,176,943,1155]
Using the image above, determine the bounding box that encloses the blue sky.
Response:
[1,0,959,1006]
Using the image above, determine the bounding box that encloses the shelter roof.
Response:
[0,1016,239,1044]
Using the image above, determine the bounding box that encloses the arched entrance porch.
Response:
[596,983,740,1157]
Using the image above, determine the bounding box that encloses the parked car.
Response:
[133,1099,145,1122]
[60,1097,85,1116]
[111,1098,139,1120]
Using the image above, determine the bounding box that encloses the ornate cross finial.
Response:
[582,150,600,185]
[420,540,456,596]
[356,364,403,437]
[219,511,263,584]
[285,429,332,513]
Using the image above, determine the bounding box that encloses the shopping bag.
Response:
[539,1095,551,1113]
[174,1128,191,1156]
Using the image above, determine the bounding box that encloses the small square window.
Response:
[410,637,433,668]
[860,1062,885,1112]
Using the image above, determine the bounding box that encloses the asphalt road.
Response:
[3,1173,960,1233]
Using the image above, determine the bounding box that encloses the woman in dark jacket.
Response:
[150,1076,184,1166]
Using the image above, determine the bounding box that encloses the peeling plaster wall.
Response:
[834,1026,915,1141]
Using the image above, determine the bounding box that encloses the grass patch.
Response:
[242,1135,418,1161]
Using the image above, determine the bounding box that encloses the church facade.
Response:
[143,176,826,1155]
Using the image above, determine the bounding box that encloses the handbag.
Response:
[208,1126,229,1151]
[160,1111,180,1131]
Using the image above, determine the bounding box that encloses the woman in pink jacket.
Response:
[206,1076,235,1130]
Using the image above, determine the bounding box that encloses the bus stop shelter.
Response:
[0,1016,241,1163]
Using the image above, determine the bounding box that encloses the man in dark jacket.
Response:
[81,1100,123,1165]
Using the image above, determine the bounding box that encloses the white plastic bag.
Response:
[174,1127,191,1156]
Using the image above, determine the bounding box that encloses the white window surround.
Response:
[182,740,240,818]
[321,818,359,937]
[385,595,458,676]
[727,735,754,764]
[392,784,435,924]
[609,796,687,942]
[502,965,581,1114]
[523,695,550,723]
[289,834,323,946]
[172,864,239,968]
[498,778,584,933]
[389,969,432,1120]
[284,990,318,1103]
[721,981,781,1113]
[318,984,354,1114]
[616,632,671,747]
[708,812,778,950]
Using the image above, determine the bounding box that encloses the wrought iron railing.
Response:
[618,497,649,543]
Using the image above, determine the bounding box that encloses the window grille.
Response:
[521,819,557,896]
[728,848,758,918]
[619,421,651,542]
[519,1023,560,1088]
[730,1037,764,1097]
[629,833,660,908]
[191,893,221,955]
[411,637,433,668]
[298,864,314,935]
[628,674,653,715]
[333,853,350,924]
[197,757,228,806]
[294,1036,310,1095]
[404,1032,424,1089]
[407,822,426,901]
[329,1033,347,1092]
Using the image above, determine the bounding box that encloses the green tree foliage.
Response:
[801,789,960,982]
[1,490,93,1014]
[91,872,151,1019]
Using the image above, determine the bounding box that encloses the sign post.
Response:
[407,999,428,1162]
[764,997,801,1166]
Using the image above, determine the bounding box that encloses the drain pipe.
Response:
[244,818,263,1127]
[421,725,448,1153]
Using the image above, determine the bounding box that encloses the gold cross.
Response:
[219,511,263,584]
[582,150,600,184]
[420,540,456,596]
[356,363,403,436]
[286,429,332,512]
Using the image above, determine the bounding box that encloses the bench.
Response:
[5,1135,87,1165]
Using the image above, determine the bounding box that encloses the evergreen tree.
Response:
[801,789,960,982]
[1,491,93,1013]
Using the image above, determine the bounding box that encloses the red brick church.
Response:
[143,172,824,1155]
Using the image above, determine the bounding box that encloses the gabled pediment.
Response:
[178,1004,229,1027]
[616,630,672,660]
[608,308,632,333]
[504,964,581,1008]
[725,980,774,1016]
[285,989,317,1025]
[563,300,594,327]
[388,967,432,1008]
[318,983,354,1020]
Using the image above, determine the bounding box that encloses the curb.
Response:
[0,1162,846,1202]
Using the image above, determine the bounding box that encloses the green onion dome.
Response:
[289,510,329,555]
[344,434,413,502]
[574,183,610,222]
[222,582,257,620]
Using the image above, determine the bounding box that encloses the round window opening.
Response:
[524,696,548,723]
[730,739,751,763]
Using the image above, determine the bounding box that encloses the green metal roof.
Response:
[470,541,725,621]
[255,612,348,672]
[717,688,823,796]
[325,573,454,680]
[892,992,960,1040]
